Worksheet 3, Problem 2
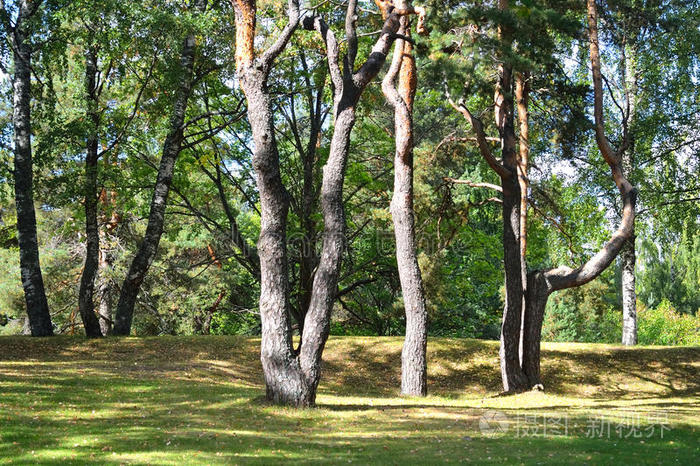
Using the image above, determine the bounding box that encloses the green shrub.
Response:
[637,300,700,346]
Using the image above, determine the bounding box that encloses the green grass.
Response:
[0,336,697,464]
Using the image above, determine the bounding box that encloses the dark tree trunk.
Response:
[382,9,428,397]
[494,5,528,391]
[518,0,637,390]
[10,0,53,336]
[77,45,104,338]
[499,176,528,392]
[521,271,549,388]
[112,33,198,335]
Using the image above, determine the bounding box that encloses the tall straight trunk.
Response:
[620,236,637,345]
[10,0,53,336]
[515,72,529,363]
[112,32,198,335]
[382,7,428,396]
[96,246,114,336]
[77,45,104,337]
[494,0,527,392]
[620,39,638,346]
[499,174,527,392]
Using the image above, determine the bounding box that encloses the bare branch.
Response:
[443,177,503,193]
[446,85,510,179]
[260,0,301,70]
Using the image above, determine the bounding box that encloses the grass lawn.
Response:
[0,336,697,464]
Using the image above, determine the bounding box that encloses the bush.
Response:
[637,300,700,346]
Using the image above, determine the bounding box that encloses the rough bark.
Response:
[77,45,104,338]
[494,0,527,393]
[233,0,309,406]
[298,1,422,405]
[381,5,428,396]
[515,72,530,263]
[449,0,636,392]
[521,271,548,388]
[112,30,199,335]
[10,0,53,336]
[519,0,637,388]
[232,0,414,406]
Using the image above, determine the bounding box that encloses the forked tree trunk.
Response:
[233,0,310,406]
[10,0,53,336]
[382,6,428,396]
[519,0,637,388]
[233,0,419,406]
[112,31,199,335]
[451,0,635,393]
[77,45,104,338]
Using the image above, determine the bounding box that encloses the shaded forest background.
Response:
[0,0,698,345]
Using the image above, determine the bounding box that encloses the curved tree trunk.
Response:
[519,0,637,389]
[112,31,198,335]
[10,0,53,336]
[298,101,356,402]
[450,0,636,393]
[382,7,427,396]
[77,45,104,338]
[233,0,310,406]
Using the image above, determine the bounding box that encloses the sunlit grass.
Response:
[0,336,697,464]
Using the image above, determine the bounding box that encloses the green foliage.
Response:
[637,300,700,346]
[542,274,619,343]
[0,0,698,345]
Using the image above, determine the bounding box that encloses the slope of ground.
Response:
[0,336,697,464]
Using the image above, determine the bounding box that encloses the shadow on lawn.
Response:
[0,372,696,465]
[1,336,698,463]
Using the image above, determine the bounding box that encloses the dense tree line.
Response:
[0,0,697,405]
